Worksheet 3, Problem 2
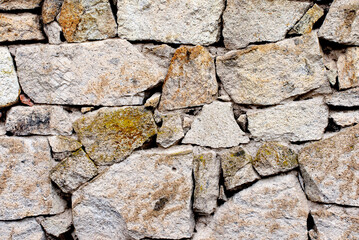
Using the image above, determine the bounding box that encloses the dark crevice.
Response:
[0,39,48,46]
[325,118,341,132]
[127,39,184,49]
[307,213,315,231]
[217,167,226,206]
[108,0,118,25]
[0,7,42,14]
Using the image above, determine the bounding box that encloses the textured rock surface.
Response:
[44,21,63,45]
[6,106,73,136]
[183,101,249,148]
[330,111,359,127]
[15,39,163,106]
[117,0,224,45]
[247,98,328,142]
[0,136,66,220]
[0,47,20,108]
[318,0,359,45]
[73,107,157,165]
[299,124,359,206]
[222,0,311,49]
[0,13,44,42]
[338,47,359,90]
[156,112,184,148]
[0,218,45,240]
[72,146,194,239]
[159,46,217,111]
[48,135,82,153]
[326,88,359,107]
[0,0,42,10]
[37,209,72,238]
[42,0,63,24]
[216,33,327,105]
[144,92,161,108]
[289,4,324,35]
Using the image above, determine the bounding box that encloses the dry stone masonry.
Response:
[0,0,358,239]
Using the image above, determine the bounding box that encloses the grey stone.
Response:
[326,88,359,107]
[37,209,72,238]
[144,92,161,108]
[337,47,359,90]
[48,135,82,153]
[44,21,63,45]
[0,218,45,240]
[0,0,42,10]
[289,4,324,35]
[330,110,359,127]
[156,112,184,148]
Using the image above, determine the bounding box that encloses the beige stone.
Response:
[0,0,42,10]
[44,21,63,45]
[156,112,184,148]
[289,4,324,35]
[42,0,64,24]
[330,110,359,127]
[0,218,45,240]
[37,209,72,238]
[144,92,161,108]
[48,135,82,153]
[338,47,359,90]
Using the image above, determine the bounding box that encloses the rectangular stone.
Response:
[0,0,42,10]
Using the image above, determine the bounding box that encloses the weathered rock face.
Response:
[318,0,359,45]
[330,110,359,127]
[0,0,42,10]
[44,21,63,45]
[289,4,324,35]
[73,107,157,165]
[326,88,359,107]
[72,146,194,239]
[37,209,73,238]
[42,0,63,24]
[48,135,82,153]
[0,47,20,108]
[0,218,45,240]
[222,0,311,49]
[156,112,184,148]
[337,47,359,90]
[247,98,328,142]
[299,124,359,206]
[216,32,327,105]
[0,136,66,220]
[15,39,163,106]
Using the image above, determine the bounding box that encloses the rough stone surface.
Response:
[0,47,20,108]
[222,0,311,49]
[37,209,72,238]
[193,147,220,214]
[15,39,163,106]
[72,146,194,239]
[6,106,73,136]
[318,0,359,45]
[42,0,64,24]
[253,142,298,177]
[0,0,42,10]
[48,135,82,153]
[50,149,98,193]
[289,4,324,35]
[0,136,66,220]
[156,112,184,148]
[218,146,260,191]
[144,92,161,108]
[326,88,359,107]
[73,106,157,165]
[338,47,359,90]
[193,173,309,240]
[299,124,359,206]
[0,218,45,240]
[183,101,249,148]
[159,46,217,111]
[44,21,63,45]
[216,32,327,105]
[330,110,359,127]
[58,0,117,42]
[247,98,328,142]
[117,0,224,45]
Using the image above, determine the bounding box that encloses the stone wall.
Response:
[0,0,358,239]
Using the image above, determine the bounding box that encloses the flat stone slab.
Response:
[337,47,359,90]
[326,88,359,107]
[0,0,42,10]
[330,110,359,127]
[37,209,72,238]
[0,218,45,240]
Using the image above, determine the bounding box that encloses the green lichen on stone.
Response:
[219,146,252,178]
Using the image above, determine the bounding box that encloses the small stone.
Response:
[0,0,42,10]
[217,84,232,102]
[144,92,161,108]
[73,106,157,165]
[81,107,94,114]
[42,0,63,24]
[183,101,249,148]
[58,0,117,42]
[216,32,327,105]
[117,0,224,45]
[289,4,324,35]
[37,209,72,238]
[328,69,338,86]
[193,147,220,214]
[326,88,359,107]
[237,114,247,131]
[0,47,20,108]
[218,185,227,202]
[48,135,82,153]
[218,146,260,191]
[247,98,328,142]
[44,21,63,45]
[0,218,45,240]
[159,46,217,111]
[337,47,359,90]
[222,0,311,49]
[253,142,298,177]
[156,112,184,148]
[299,124,359,206]
[0,13,44,42]
[6,106,73,136]
[19,94,33,106]
[182,115,194,132]
[330,110,359,127]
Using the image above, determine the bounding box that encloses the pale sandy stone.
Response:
[42,0,63,24]
[326,88,359,107]
[72,146,194,239]
[15,39,163,106]
[0,218,45,240]
[0,136,66,220]
[223,0,311,49]
[218,185,227,202]
[44,21,63,45]
[117,0,224,45]
[216,32,327,105]
[81,107,94,114]
[144,92,161,108]
[337,47,359,89]
[247,98,328,142]
[237,114,247,131]
[156,112,184,148]
[289,4,324,35]
[37,209,72,238]
[48,135,82,153]
[0,0,42,10]
[330,111,359,127]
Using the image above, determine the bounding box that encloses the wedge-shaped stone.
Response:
[0,137,66,220]
[117,0,224,45]
[338,47,359,89]
[37,209,72,238]
[222,0,311,49]
[159,46,217,111]
[72,146,194,239]
[0,0,42,10]
[193,174,309,240]
[326,88,359,107]
[217,33,327,105]
[0,218,45,240]
[156,112,184,148]
[299,124,359,206]
[73,107,157,165]
[289,4,324,35]
[330,110,359,127]
[318,0,359,45]
[182,101,249,148]
[247,98,328,142]
[15,39,163,106]
[42,0,63,24]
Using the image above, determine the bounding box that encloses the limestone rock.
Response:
[15,39,163,106]
[289,4,324,35]
[48,135,82,153]
[299,124,359,206]
[159,46,217,111]
[222,0,311,49]
[0,218,45,240]
[237,114,247,131]
[144,92,161,108]
[72,146,194,239]
[44,21,63,45]
[0,47,20,108]
[338,47,359,90]
[183,101,249,148]
[58,0,117,42]
[330,111,359,127]
[318,0,359,45]
[37,209,72,238]
[6,106,73,136]
[73,106,157,165]
[193,147,220,214]
[247,98,328,142]
[218,146,260,191]
[326,88,359,107]
[117,0,224,45]
[216,32,327,105]
[0,136,66,220]
[0,0,42,10]
[42,0,63,24]
[253,142,298,177]
[156,112,184,148]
